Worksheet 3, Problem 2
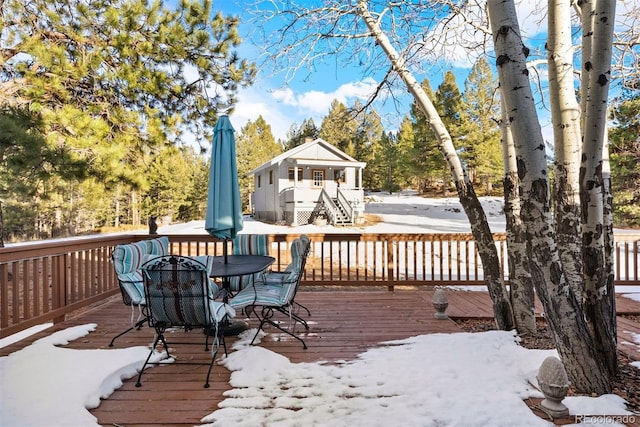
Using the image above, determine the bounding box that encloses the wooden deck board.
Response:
[2,289,639,426]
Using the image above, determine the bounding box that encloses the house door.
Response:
[312,169,325,187]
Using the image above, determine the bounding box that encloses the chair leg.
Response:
[253,307,307,349]
[276,306,309,330]
[294,301,311,317]
[109,317,146,347]
[135,333,162,387]
[220,328,228,357]
[203,344,220,388]
[135,323,169,387]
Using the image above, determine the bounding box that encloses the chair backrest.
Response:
[141,256,214,328]
[279,239,307,304]
[146,236,170,256]
[283,235,310,274]
[111,237,171,306]
[111,241,149,305]
[232,234,269,255]
[298,234,310,269]
[229,234,270,292]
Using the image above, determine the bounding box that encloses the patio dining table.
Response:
[208,254,275,335]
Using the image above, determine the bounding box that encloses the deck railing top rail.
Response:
[1,232,638,339]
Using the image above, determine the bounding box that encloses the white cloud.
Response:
[275,78,378,114]
[230,78,379,141]
[270,87,297,106]
[229,87,294,142]
[296,90,339,114]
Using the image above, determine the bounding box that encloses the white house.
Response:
[248,138,367,226]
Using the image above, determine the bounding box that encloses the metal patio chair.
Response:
[135,255,235,388]
[255,235,312,317]
[230,237,310,349]
[109,240,157,347]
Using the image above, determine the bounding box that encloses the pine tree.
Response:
[285,118,319,150]
[236,116,282,211]
[609,95,640,227]
[410,79,446,194]
[352,100,384,159]
[319,100,359,155]
[143,145,195,223]
[462,58,503,195]
[436,71,465,145]
[0,0,255,237]
[395,116,416,188]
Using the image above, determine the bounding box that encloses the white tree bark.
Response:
[487,0,611,393]
[357,0,515,329]
[548,0,584,301]
[580,0,618,377]
[500,94,536,336]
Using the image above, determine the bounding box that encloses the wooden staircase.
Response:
[312,189,354,226]
[330,197,353,225]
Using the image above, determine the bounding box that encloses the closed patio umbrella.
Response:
[205,115,243,262]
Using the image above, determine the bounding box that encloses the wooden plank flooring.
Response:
[1,289,639,427]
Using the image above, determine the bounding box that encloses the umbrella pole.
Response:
[224,239,228,264]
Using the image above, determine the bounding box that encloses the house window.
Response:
[288,168,303,181]
[334,169,345,183]
[269,170,273,185]
[257,175,261,188]
[312,169,324,187]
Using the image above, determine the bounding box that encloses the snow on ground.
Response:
[159,190,640,236]
[0,325,635,427]
[158,191,508,235]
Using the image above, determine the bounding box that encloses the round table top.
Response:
[208,254,275,278]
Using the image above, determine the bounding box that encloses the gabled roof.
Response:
[248,138,366,175]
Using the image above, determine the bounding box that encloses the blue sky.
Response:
[211,1,636,144]
[211,1,473,141]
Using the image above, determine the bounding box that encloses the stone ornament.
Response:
[536,356,571,418]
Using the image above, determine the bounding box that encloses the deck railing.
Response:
[1,232,638,338]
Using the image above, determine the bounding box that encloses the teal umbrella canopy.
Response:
[205,115,243,241]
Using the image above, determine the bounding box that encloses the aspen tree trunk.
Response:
[548,0,584,301]
[487,0,611,393]
[500,95,536,335]
[602,135,616,370]
[114,198,120,228]
[580,0,618,377]
[357,0,514,330]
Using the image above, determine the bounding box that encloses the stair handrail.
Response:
[316,188,338,224]
[335,188,354,224]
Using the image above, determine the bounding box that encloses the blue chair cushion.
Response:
[230,284,281,310]
[229,234,270,292]
[112,241,148,275]
[112,241,149,305]
[232,234,269,255]
[147,236,169,256]
[190,256,221,298]
[231,264,298,310]
[210,301,236,323]
[117,272,145,305]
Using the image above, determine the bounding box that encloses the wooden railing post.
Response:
[0,262,8,329]
[386,238,394,292]
[52,254,68,323]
